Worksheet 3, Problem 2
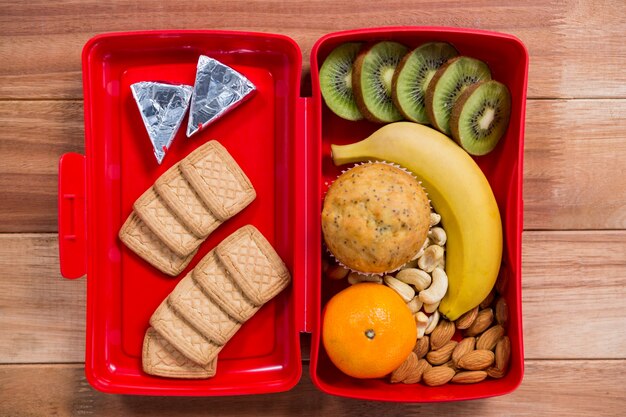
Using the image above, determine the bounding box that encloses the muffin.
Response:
[322,162,431,274]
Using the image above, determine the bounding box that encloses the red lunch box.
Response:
[58,27,528,401]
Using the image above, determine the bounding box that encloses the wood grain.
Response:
[0,101,84,232]
[0,0,625,99]
[1,98,625,232]
[0,361,624,416]
[1,231,624,363]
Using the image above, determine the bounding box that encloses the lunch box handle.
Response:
[58,153,87,279]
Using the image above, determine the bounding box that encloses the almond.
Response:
[455,306,478,330]
[452,337,476,367]
[426,340,458,365]
[464,308,493,337]
[495,335,511,371]
[486,366,506,379]
[404,358,431,384]
[495,271,508,294]
[326,264,349,280]
[452,370,488,384]
[480,288,495,309]
[430,319,456,350]
[413,335,430,359]
[476,325,505,351]
[458,349,495,370]
[495,297,508,325]
[423,365,456,386]
[390,352,417,383]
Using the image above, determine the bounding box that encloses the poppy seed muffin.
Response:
[322,162,430,274]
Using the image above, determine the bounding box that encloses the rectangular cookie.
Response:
[150,301,222,365]
[192,250,259,323]
[142,327,217,379]
[215,225,291,306]
[154,163,222,239]
[179,141,256,222]
[134,187,203,257]
[168,272,241,346]
[118,212,196,276]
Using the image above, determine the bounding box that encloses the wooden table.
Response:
[1,1,625,415]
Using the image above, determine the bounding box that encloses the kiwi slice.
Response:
[353,41,408,123]
[450,80,512,155]
[392,42,459,124]
[319,43,364,121]
[425,56,491,135]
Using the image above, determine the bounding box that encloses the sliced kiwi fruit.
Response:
[319,43,364,121]
[353,41,408,123]
[450,80,512,155]
[425,56,492,135]
[392,42,459,124]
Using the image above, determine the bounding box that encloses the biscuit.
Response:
[168,272,241,345]
[192,250,259,323]
[216,225,291,306]
[150,301,222,365]
[154,163,222,239]
[118,212,196,276]
[142,327,217,379]
[134,187,203,257]
[179,141,256,222]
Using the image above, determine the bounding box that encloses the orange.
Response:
[322,283,417,379]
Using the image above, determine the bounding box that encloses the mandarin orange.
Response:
[322,283,417,379]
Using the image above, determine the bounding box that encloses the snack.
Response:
[321,162,430,274]
[146,225,291,377]
[150,301,223,365]
[180,141,256,222]
[142,327,217,379]
[130,81,193,164]
[168,273,241,346]
[425,56,492,135]
[353,41,408,123]
[449,80,512,155]
[186,55,256,138]
[119,140,255,275]
[322,283,417,379]
[118,212,197,276]
[319,43,364,121]
[134,188,203,257]
[331,122,503,320]
[154,163,221,238]
[392,42,458,124]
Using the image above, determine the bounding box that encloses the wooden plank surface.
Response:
[1,231,624,363]
[1,99,625,232]
[0,1,625,100]
[1,361,624,417]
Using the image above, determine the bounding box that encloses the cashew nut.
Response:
[400,258,420,270]
[418,245,444,273]
[423,300,440,314]
[424,310,440,335]
[384,275,415,302]
[428,227,447,246]
[416,312,429,339]
[406,296,423,314]
[430,212,441,227]
[396,268,432,291]
[348,272,382,285]
[412,237,431,260]
[418,267,448,305]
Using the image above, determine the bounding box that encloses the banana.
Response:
[331,122,502,320]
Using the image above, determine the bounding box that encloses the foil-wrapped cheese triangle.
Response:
[131,82,193,164]
[186,56,256,138]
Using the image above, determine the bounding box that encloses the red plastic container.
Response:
[59,27,528,401]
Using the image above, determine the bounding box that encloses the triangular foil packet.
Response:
[186,56,256,138]
[131,82,193,164]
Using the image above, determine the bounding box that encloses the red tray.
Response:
[59,27,528,401]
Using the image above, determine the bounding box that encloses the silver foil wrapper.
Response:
[131,81,193,164]
[186,55,256,137]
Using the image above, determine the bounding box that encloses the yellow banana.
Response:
[331,122,502,320]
